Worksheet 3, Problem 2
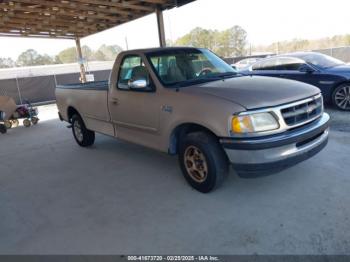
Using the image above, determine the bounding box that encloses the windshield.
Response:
[147,48,237,87]
[295,53,345,69]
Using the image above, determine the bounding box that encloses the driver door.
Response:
[108,54,160,141]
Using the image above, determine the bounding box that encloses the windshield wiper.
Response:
[207,72,240,79]
[167,72,240,88]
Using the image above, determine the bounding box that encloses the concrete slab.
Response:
[0,105,349,255]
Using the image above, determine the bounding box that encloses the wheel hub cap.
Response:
[184,146,208,183]
[335,86,350,110]
[73,121,83,142]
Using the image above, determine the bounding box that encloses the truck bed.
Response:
[55,80,111,133]
[56,80,109,91]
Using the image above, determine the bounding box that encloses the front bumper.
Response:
[220,113,330,176]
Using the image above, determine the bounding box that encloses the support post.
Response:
[75,37,86,83]
[15,77,23,105]
[156,8,166,47]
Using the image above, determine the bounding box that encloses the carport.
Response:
[1,0,350,258]
[0,0,195,82]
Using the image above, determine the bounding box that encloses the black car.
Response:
[241,52,350,110]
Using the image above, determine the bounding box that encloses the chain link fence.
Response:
[0,70,110,105]
[313,46,350,63]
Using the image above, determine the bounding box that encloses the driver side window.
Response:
[118,55,153,91]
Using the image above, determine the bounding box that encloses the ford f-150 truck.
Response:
[56,47,330,193]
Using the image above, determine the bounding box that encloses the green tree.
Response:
[16,49,40,66]
[175,26,247,57]
[92,50,106,61]
[57,46,93,63]
[96,44,123,61]
[0,57,15,68]
[16,49,54,66]
[176,27,218,50]
[57,47,77,63]
[36,54,55,65]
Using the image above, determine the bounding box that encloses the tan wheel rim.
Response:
[184,145,208,183]
[73,121,84,142]
[4,120,11,129]
[23,119,31,127]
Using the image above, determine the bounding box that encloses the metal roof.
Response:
[0,0,195,39]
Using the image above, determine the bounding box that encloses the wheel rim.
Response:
[184,146,208,183]
[23,119,30,127]
[4,121,12,129]
[32,117,39,124]
[73,121,84,142]
[335,85,350,110]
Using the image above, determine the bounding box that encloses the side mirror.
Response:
[128,79,148,90]
[299,64,314,73]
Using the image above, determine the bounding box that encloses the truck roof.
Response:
[121,46,204,55]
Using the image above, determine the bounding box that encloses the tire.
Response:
[4,120,12,129]
[332,84,350,111]
[178,131,229,193]
[0,124,7,134]
[23,119,31,127]
[31,117,39,125]
[71,114,95,147]
[12,119,19,128]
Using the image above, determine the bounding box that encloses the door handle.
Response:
[111,98,119,105]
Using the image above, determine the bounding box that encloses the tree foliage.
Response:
[94,44,123,61]
[0,57,15,68]
[252,34,350,54]
[175,26,248,57]
[16,49,55,67]
[57,44,123,63]
[57,46,93,64]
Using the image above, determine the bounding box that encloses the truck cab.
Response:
[56,47,330,193]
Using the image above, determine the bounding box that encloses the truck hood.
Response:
[184,75,320,110]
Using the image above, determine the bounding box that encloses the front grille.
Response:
[281,96,323,127]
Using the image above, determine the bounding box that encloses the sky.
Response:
[1,0,350,59]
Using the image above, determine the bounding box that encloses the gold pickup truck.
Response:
[56,47,330,193]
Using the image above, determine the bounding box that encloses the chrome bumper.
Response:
[221,113,330,174]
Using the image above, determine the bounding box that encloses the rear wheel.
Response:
[31,117,39,125]
[4,120,12,129]
[71,114,95,147]
[23,119,31,127]
[332,84,350,111]
[179,131,229,193]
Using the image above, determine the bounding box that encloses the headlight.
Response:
[231,112,279,134]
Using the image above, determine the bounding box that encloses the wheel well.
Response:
[332,81,350,94]
[169,123,218,155]
[67,107,80,123]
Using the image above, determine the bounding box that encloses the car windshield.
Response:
[147,49,238,87]
[295,53,345,69]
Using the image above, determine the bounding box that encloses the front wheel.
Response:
[71,114,95,147]
[4,120,12,129]
[332,84,350,111]
[179,132,229,193]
